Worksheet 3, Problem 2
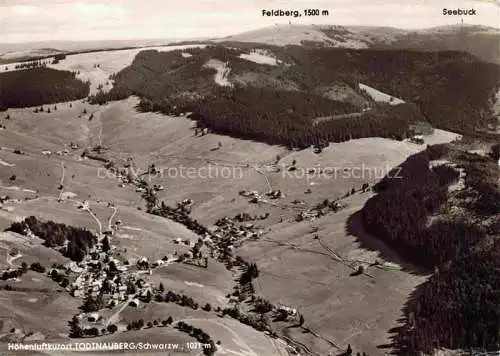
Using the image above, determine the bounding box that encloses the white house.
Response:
[87,313,101,322]
[278,304,297,316]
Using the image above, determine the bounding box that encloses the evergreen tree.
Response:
[68,316,83,338]
[101,236,110,252]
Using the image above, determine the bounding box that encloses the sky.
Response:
[0,0,498,43]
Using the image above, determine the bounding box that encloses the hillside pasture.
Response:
[236,192,427,356]
[359,83,405,105]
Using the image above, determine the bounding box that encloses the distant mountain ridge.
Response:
[2,24,498,65]
[216,24,500,64]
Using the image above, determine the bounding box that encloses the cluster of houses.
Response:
[68,239,132,307]
[42,143,80,157]
[266,190,285,200]
[63,223,181,321]
[277,304,298,317]
[239,189,285,204]
[297,199,348,221]
[212,216,264,247]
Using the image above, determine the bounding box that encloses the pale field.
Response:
[217,24,332,46]
[203,59,232,87]
[236,192,428,356]
[118,304,290,356]
[217,24,369,49]
[0,233,80,345]
[0,288,80,340]
[0,231,69,270]
[238,50,279,66]
[358,83,405,105]
[148,260,234,306]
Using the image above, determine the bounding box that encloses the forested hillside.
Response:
[396,240,500,354]
[282,48,500,132]
[359,144,500,354]
[97,45,499,148]
[0,67,89,109]
[188,87,421,148]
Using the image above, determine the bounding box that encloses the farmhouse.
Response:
[278,304,297,316]
[87,313,101,322]
[129,298,140,307]
[151,259,164,268]
[266,190,285,199]
[409,121,434,136]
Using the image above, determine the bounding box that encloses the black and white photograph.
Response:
[0,1,499,355]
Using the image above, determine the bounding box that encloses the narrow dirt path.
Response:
[107,205,117,231]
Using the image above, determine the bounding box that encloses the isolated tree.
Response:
[159,283,165,293]
[88,327,99,337]
[20,262,28,273]
[81,295,101,312]
[60,277,69,288]
[143,290,152,303]
[299,314,304,326]
[101,236,110,252]
[126,281,137,294]
[69,316,83,338]
[30,262,46,273]
[490,143,500,160]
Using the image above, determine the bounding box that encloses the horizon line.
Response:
[0,22,498,45]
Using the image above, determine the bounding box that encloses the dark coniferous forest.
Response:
[6,216,97,262]
[396,241,500,354]
[0,67,89,110]
[362,146,468,267]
